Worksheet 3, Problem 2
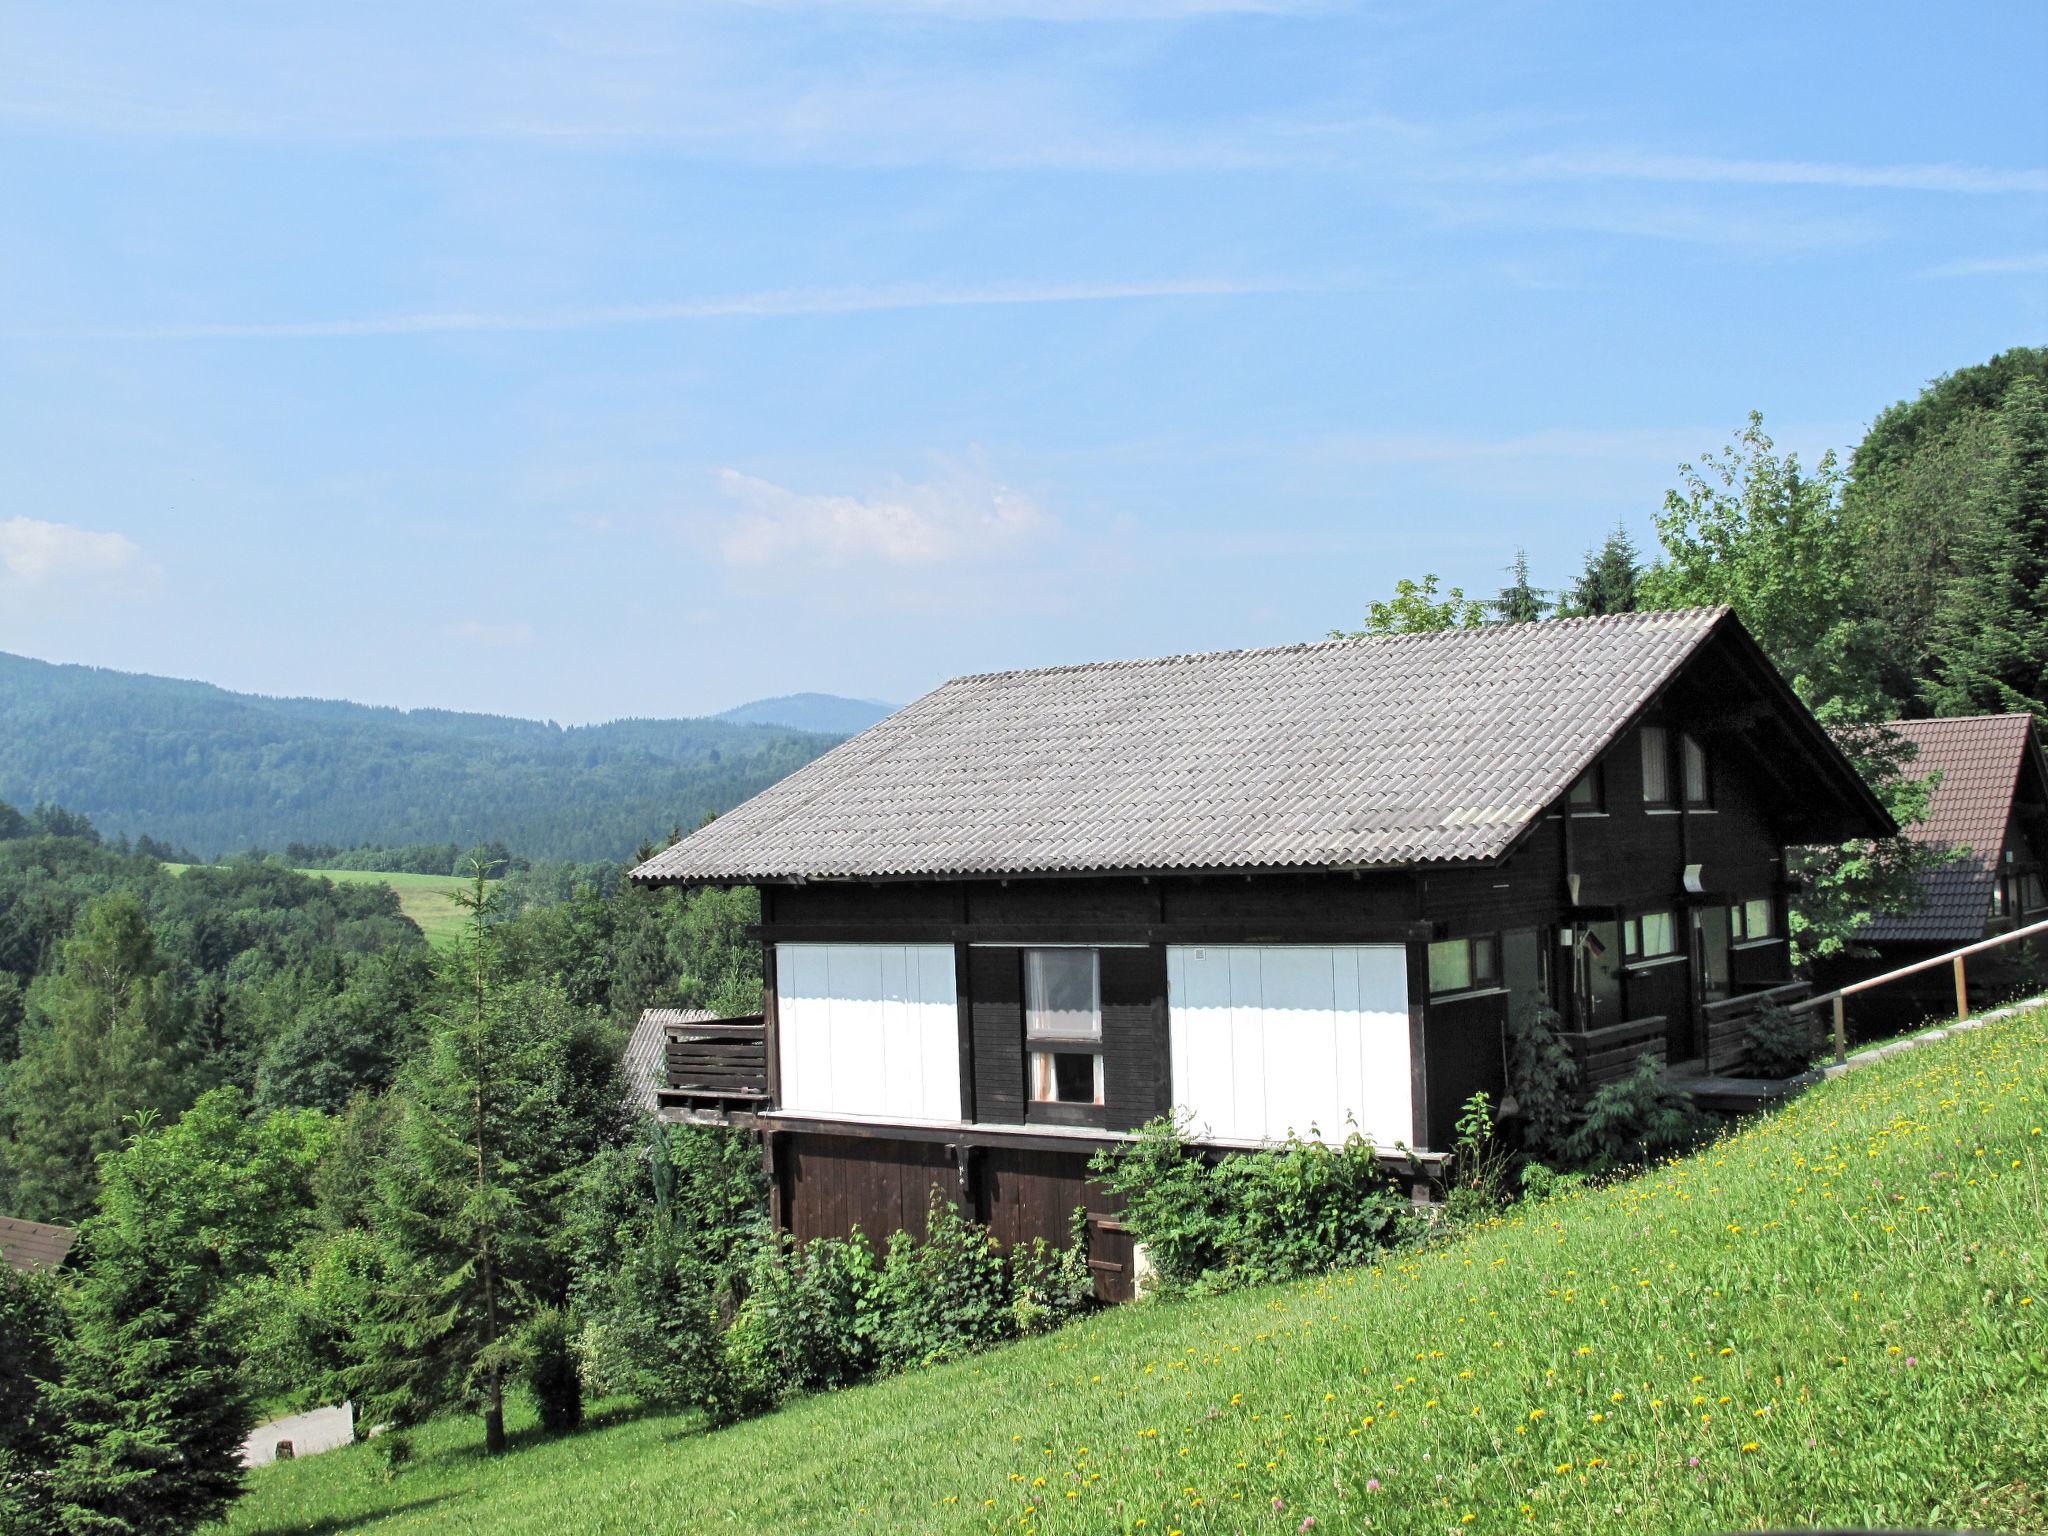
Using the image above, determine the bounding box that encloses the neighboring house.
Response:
[1819,713,2048,1014]
[0,1214,78,1273]
[630,609,1890,1296]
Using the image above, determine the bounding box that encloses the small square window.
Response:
[2022,872,2046,912]
[1744,897,1777,946]
[1471,935,1500,986]
[1682,734,1710,807]
[1638,910,1676,957]
[1031,1050,1103,1106]
[1428,939,1471,995]
[1640,726,1672,805]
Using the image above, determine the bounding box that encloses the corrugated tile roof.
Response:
[623,1007,716,1113]
[634,609,1741,884]
[1860,713,2038,944]
[1,1215,77,1272]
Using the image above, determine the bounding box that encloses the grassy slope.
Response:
[161,864,478,948]
[290,868,474,949]
[229,1008,2048,1536]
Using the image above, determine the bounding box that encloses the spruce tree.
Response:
[0,893,190,1222]
[1565,523,1643,615]
[0,1266,69,1536]
[1928,375,2048,719]
[46,1113,251,1536]
[1489,548,1552,624]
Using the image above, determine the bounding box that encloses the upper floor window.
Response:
[1567,764,1603,812]
[1428,934,1500,996]
[1622,909,1679,961]
[1682,733,1711,807]
[1024,948,1102,1106]
[2021,872,2047,914]
[1640,726,1673,806]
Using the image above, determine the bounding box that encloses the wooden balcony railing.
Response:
[1559,1014,1667,1090]
[1699,981,1812,1074]
[656,1013,769,1117]
[1789,914,2048,1062]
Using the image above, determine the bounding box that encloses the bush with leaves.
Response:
[1563,1058,1708,1173]
[722,1230,881,1414]
[1442,1092,1512,1226]
[1090,1115,1409,1294]
[1009,1221,1094,1338]
[867,1193,1015,1371]
[1744,1002,1820,1080]
[1503,1001,1580,1160]
[522,1308,583,1435]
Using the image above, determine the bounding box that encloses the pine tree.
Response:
[1489,548,1552,624]
[46,1113,252,1536]
[0,1266,69,1536]
[0,893,190,1222]
[1565,523,1642,616]
[1927,376,2048,719]
[350,864,622,1451]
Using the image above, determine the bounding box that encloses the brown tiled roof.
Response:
[0,1215,77,1272]
[623,1008,715,1113]
[1861,713,2040,944]
[634,608,1882,885]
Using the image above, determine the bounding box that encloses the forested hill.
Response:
[0,651,844,860]
[714,691,895,734]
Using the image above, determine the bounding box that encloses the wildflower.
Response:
[1365,1479,1381,1492]
[1272,1498,1286,1512]
[1299,1521,1317,1533]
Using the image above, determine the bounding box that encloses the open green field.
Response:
[161,864,482,948]
[228,1006,2047,1536]
[290,868,476,948]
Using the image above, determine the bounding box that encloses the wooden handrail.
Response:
[1788,915,2048,1063]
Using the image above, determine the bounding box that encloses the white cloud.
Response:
[1923,251,2048,278]
[1505,150,2048,196]
[68,276,1300,342]
[448,618,536,648]
[0,516,142,585]
[712,463,1052,567]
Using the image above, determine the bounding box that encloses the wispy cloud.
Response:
[1505,150,2048,196]
[712,461,1052,567]
[0,516,142,586]
[1922,251,2048,278]
[61,276,1305,342]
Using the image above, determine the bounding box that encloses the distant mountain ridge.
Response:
[715,693,896,734]
[0,651,852,862]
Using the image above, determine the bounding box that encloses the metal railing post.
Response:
[1832,994,1847,1065]
[1954,955,1969,1021]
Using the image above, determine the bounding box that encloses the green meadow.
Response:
[227,1005,2046,1536]
[161,865,480,948]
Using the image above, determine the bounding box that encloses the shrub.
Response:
[1503,1001,1580,1159]
[1091,1116,1409,1294]
[722,1230,880,1413]
[1745,1001,1820,1079]
[868,1193,1016,1371]
[1009,1220,1094,1337]
[522,1308,582,1435]
[1516,1161,1588,1203]
[378,1430,412,1479]
[1442,1091,1511,1224]
[0,1265,69,1534]
[1563,1057,1708,1172]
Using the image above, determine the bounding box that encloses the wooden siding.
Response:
[968,945,1026,1124]
[778,1132,1134,1301]
[1100,944,1170,1131]
[1421,989,1507,1150]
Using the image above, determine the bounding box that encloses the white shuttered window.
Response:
[1166,945,1413,1148]
[775,943,961,1122]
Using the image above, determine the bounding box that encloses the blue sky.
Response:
[1,1,2043,723]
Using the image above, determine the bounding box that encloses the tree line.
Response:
[1339,346,2048,957]
[0,653,842,862]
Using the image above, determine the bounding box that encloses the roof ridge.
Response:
[942,606,1730,688]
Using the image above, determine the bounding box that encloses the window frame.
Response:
[1621,908,1680,965]
[1730,896,1777,945]
[1640,725,1674,808]
[1021,947,1107,1124]
[1567,763,1605,814]
[1428,934,1501,998]
[1682,733,1712,809]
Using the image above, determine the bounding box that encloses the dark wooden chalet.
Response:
[630,609,1891,1297]
[1815,712,2048,1024]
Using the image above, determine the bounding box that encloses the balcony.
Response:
[634,1008,770,1120]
